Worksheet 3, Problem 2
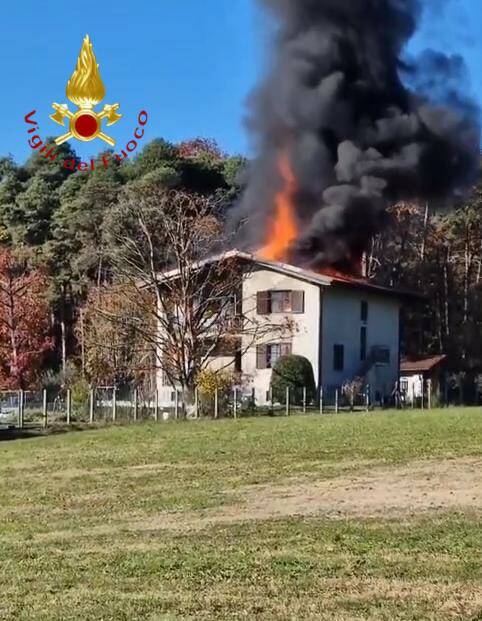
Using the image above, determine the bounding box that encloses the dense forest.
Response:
[0,136,481,398]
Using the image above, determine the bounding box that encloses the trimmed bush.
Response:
[270,355,316,406]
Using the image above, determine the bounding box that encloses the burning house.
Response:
[155,249,411,407]
[156,0,480,408]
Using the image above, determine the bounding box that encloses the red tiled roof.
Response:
[317,267,407,296]
[400,355,447,373]
[161,250,421,299]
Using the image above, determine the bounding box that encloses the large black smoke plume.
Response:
[236,0,480,271]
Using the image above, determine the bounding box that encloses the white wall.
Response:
[322,288,400,398]
[400,373,423,402]
[242,268,321,405]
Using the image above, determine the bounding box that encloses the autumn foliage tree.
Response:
[178,138,224,161]
[77,283,153,387]
[0,249,52,388]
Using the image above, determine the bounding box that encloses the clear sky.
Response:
[3,0,482,163]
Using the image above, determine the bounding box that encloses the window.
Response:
[256,290,305,315]
[371,346,390,365]
[333,344,344,372]
[268,344,283,367]
[271,291,292,313]
[361,301,368,323]
[256,342,292,369]
[360,326,367,361]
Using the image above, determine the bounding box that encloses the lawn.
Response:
[0,409,481,620]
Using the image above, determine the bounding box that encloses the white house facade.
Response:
[156,251,407,406]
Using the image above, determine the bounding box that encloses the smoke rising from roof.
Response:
[235,0,480,270]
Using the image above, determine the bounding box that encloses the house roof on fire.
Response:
[161,249,419,299]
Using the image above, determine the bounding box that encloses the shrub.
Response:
[270,355,316,406]
[71,376,90,412]
[196,369,236,417]
[341,377,364,410]
[196,369,233,397]
[40,361,78,392]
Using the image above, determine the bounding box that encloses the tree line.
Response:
[368,193,482,399]
[0,135,480,400]
[0,137,245,393]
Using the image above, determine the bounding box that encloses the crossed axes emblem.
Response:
[50,103,122,146]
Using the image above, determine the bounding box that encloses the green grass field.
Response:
[1,409,481,620]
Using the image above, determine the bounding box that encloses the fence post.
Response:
[302,386,307,414]
[134,388,138,422]
[17,390,23,429]
[233,387,237,420]
[66,389,71,425]
[42,389,48,429]
[89,388,94,424]
[335,389,339,414]
[155,389,159,422]
[319,387,323,415]
[214,388,219,419]
[194,386,199,419]
[112,386,117,423]
[365,385,370,412]
[427,379,432,410]
[285,386,290,416]
[174,389,178,420]
[412,383,415,409]
[421,380,424,411]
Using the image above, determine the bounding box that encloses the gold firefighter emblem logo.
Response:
[50,35,121,146]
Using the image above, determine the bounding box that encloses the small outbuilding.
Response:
[400,355,447,406]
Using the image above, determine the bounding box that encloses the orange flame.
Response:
[259,154,299,261]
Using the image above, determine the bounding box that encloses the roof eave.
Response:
[157,249,421,299]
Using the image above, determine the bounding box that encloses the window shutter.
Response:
[291,291,305,313]
[256,345,268,369]
[257,291,270,315]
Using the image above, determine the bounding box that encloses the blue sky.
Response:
[3,0,482,163]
